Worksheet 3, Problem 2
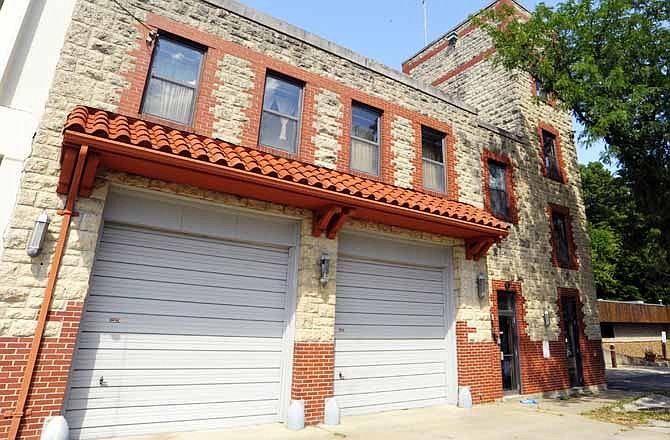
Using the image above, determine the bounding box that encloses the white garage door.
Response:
[334,233,457,415]
[65,220,294,439]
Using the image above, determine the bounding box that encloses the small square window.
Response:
[541,129,562,181]
[421,126,446,192]
[259,73,304,153]
[141,36,205,125]
[488,160,510,220]
[350,103,381,176]
[551,210,572,267]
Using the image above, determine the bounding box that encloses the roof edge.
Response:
[202,0,480,115]
[402,0,531,66]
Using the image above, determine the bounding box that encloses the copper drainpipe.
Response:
[7,145,89,440]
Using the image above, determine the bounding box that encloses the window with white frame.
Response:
[141,35,205,125]
[422,126,446,192]
[259,72,304,152]
[350,103,381,175]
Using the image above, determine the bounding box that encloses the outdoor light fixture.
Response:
[26,211,50,257]
[476,272,487,299]
[543,311,551,327]
[320,252,331,285]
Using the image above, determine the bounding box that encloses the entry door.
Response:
[561,296,584,387]
[497,291,520,394]
[65,224,292,439]
[333,233,457,416]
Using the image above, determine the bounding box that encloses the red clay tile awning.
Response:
[59,106,508,259]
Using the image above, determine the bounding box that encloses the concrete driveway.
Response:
[117,390,668,440]
[607,366,670,393]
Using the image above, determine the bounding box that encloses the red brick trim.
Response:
[402,0,523,74]
[455,321,502,404]
[291,342,334,425]
[481,149,519,224]
[537,122,567,184]
[412,121,459,201]
[432,47,497,87]
[556,288,606,386]
[0,302,84,440]
[118,14,461,196]
[547,204,579,270]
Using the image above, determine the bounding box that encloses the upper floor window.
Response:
[541,129,562,181]
[141,35,205,126]
[259,73,304,153]
[550,207,577,269]
[350,103,381,176]
[488,160,510,220]
[533,77,548,99]
[422,126,446,192]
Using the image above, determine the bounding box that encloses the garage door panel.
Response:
[69,368,279,388]
[334,244,451,416]
[85,296,285,322]
[75,333,282,351]
[93,261,286,293]
[67,400,279,431]
[334,362,445,380]
[334,387,446,409]
[336,312,444,327]
[69,414,279,440]
[67,223,293,438]
[335,349,446,367]
[97,242,288,280]
[334,373,445,395]
[102,226,288,265]
[335,324,445,339]
[337,272,443,294]
[335,286,443,304]
[89,277,286,309]
[336,298,443,316]
[67,382,282,410]
[340,398,446,417]
[337,258,444,282]
[72,348,282,370]
[80,312,285,338]
[335,339,446,352]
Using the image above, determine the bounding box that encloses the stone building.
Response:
[0,0,605,439]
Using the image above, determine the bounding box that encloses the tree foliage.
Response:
[477,0,670,249]
[580,162,670,303]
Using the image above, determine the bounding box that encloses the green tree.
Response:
[579,162,670,303]
[477,0,670,250]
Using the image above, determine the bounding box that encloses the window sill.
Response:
[553,261,580,271]
[137,112,197,134]
[255,143,300,160]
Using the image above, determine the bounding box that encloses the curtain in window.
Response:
[423,160,445,192]
[143,78,194,125]
[266,92,299,141]
[351,139,379,174]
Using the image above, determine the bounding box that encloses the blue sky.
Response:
[240,0,607,166]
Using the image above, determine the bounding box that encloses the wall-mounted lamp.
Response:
[146,30,158,45]
[320,252,331,285]
[543,311,551,327]
[476,272,487,299]
[26,211,50,257]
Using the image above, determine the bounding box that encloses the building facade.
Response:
[0,0,605,439]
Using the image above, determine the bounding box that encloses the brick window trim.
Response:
[481,149,519,224]
[119,13,460,198]
[547,203,580,270]
[537,122,568,184]
[412,120,460,201]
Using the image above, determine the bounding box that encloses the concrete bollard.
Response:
[324,397,341,425]
[41,416,69,440]
[458,386,473,409]
[287,400,305,430]
[610,344,617,368]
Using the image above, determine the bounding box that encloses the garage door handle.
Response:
[99,376,105,386]
[339,372,344,380]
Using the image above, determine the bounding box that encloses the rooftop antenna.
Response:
[422,0,428,45]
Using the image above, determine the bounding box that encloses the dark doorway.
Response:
[561,295,584,387]
[497,291,521,394]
